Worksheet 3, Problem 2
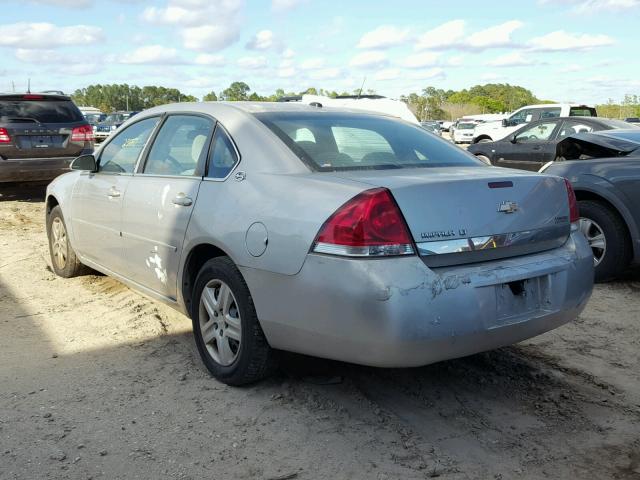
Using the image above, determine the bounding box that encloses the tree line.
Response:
[71,82,640,121]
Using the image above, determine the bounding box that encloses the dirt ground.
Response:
[1,183,639,480]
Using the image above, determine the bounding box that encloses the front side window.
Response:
[207,127,239,179]
[515,122,557,143]
[256,112,481,171]
[99,117,159,173]
[144,115,213,176]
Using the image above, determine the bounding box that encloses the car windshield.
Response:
[256,112,481,171]
[456,123,476,130]
[104,114,126,123]
[599,119,640,129]
[0,100,83,123]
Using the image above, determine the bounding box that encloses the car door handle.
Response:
[172,194,193,207]
[107,187,121,198]
[532,146,542,151]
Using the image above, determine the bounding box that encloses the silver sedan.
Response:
[45,102,594,385]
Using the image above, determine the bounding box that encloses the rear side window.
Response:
[144,115,213,176]
[99,117,159,174]
[207,127,239,179]
[569,107,597,117]
[539,107,561,119]
[256,112,480,171]
[0,100,83,123]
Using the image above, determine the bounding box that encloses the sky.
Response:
[1,0,639,104]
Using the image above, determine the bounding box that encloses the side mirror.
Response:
[502,119,509,127]
[71,154,97,172]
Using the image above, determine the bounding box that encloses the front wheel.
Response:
[578,200,631,282]
[191,257,276,385]
[46,206,85,278]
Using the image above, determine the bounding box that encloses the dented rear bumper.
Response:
[241,231,594,367]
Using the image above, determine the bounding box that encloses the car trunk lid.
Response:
[331,167,571,266]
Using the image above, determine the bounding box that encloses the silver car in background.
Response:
[45,102,594,385]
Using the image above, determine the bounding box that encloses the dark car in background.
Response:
[542,130,640,281]
[94,111,139,142]
[0,93,94,183]
[468,117,638,169]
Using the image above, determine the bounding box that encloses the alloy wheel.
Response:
[51,217,68,270]
[579,217,607,266]
[199,279,242,366]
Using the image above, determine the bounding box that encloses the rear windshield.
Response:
[569,107,597,117]
[0,100,84,123]
[599,119,640,129]
[256,112,481,171]
[456,122,476,130]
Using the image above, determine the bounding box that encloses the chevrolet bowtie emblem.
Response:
[498,201,519,214]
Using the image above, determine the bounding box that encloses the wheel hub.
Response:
[199,279,242,366]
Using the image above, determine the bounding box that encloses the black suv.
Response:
[0,93,94,183]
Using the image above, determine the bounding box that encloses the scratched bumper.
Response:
[242,231,594,367]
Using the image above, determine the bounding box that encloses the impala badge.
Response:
[498,200,519,214]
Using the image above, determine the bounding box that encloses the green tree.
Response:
[220,82,251,101]
[202,91,218,102]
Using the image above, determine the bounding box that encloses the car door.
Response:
[71,116,161,272]
[120,114,215,299]
[494,121,560,171]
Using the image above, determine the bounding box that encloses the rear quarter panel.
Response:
[545,159,640,262]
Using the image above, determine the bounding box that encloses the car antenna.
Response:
[27,78,31,94]
[356,76,366,99]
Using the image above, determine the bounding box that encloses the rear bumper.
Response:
[242,231,594,367]
[0,157,74,183]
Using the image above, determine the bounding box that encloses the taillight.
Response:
[564,178,579,224]
[71,124,95,143]
[0,128,11,143]
[312,188,415,257]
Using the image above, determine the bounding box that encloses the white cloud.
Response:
[466,20,523,49]
[357,25,411,49]
[487,52,538,67]
[0,22,103,49]
[529,30,614,51]
[401,52,441,68]
[119,45,184,64]
[309,67,341,80]
[447,55,464,66]
[194,54,225,66]
[181,25,240,51]
[278,67,296,78]
[282,48,295,58]
[246,30,276,50]
[27,0,91,5]
[409,68,446,80]
[237,56,267,69]
[374,69,401,81]
[480,72,503,81]
[272,0,305,11]
[300,58,325,70]
[142,1,242,51]
[349,51,388,69]
[415,20,465,50]
[558,63,584,72]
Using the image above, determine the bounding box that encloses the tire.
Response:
[191,256,276,385]
[46,205,85,278]
[475,154,492,165]
[477,138,492,144]
[578,200,631,282]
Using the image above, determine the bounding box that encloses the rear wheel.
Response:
[578,200,631,282]
[477,138,492,144]
[46,206,84,278]
[191,257,276,385]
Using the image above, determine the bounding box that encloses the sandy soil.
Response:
[1,183,639,480]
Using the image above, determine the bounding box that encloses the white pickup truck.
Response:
[472,103,597,143]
